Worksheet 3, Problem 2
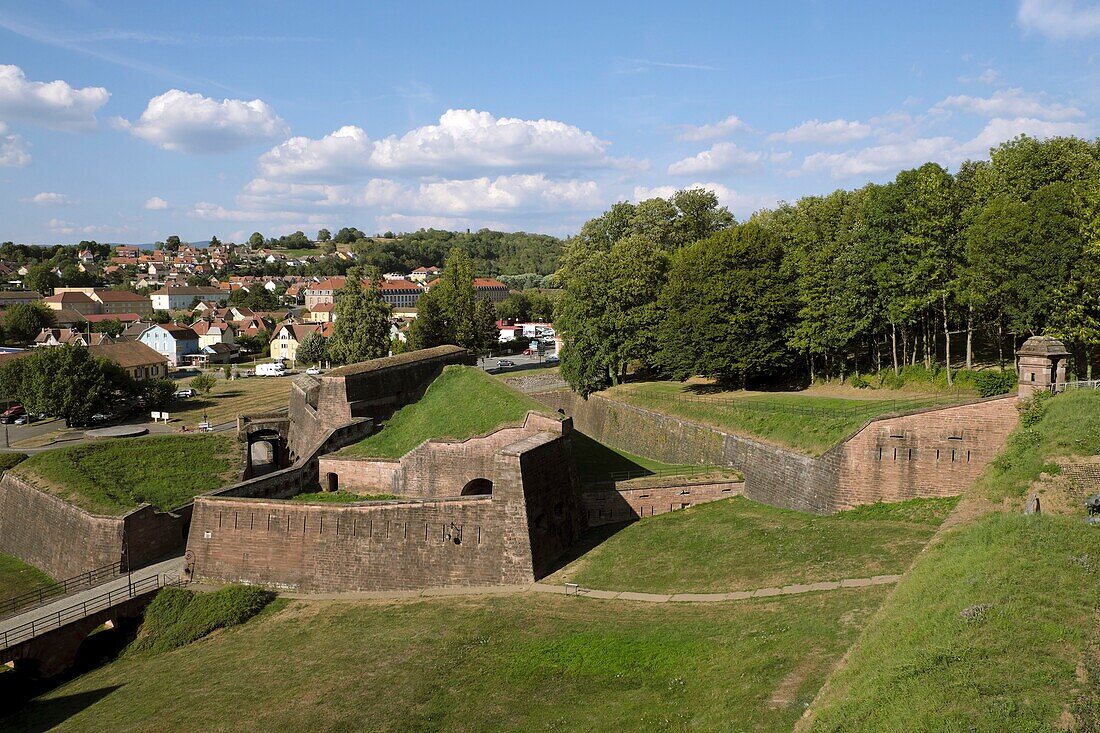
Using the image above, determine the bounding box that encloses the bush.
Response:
[129,585,275,655]
[881,371,906,390]
[899,363,937,384]
[972,369,1017,397]
[1017,390,1054,428]
[847,374,872,389]
[0,452,28,474]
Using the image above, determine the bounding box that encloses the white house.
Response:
[151,285,225,311]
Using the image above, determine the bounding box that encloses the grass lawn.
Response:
[339,365,555,459]
[11,435,239,515]
[607,381,967,455]
[550,495,957,593]
[0,552,53,600]
[804,513,1100,731]
[570,430,721,483]
[170,375,293,426]
[1,589,887,733]
[289,490,398,503]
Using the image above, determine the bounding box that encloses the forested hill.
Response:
[353,228,563,276]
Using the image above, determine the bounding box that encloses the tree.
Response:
[333,227,365,245]
[210,235,222,248]
[407,287,449,350]
[23,264,58,294]
[657,223,796,387]
[296,330,328,365]
[475,298,499,352]
[248,232,265,248]
[165,235,182,252]
[327,269,392,365]
[0,345,133,426]
[191,374,218,396]
[92,318,125,337]
[187,273,212,287]
[317,228,331,243]
[4,302,56,344]
[140,378,176,410]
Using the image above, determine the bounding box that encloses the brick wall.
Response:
[317,412,566,497]
[186,429,584,592]
[534,390,1018,514]
[582,479,744,526]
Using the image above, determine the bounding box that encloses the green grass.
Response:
[1,589,887,732]
[290,490,398,503]
[553,495,957,593]
[805,513,1100,731]
[608,381,967,455]
[0,552,53,600]
[976,389,1100,502]
[11,435,239,514]
[339,365,556,459]
[171,376,293,426]
[128,586,275,656]
[570,430,717,483]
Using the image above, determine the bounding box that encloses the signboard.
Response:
[151,411,162,420]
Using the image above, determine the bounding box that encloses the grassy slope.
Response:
[608,381,965,455]
[11,435,239,514]
[339,365,555,459]
[570,430,714,483]
[289,491,398,503]
[0,552,53,599]
[806,513,1099,731]
[805,389,1100,731]
[555,496,956,593]
[2,590,887,733]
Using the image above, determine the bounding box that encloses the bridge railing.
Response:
[0,573,177,651]
[0,561,122,620]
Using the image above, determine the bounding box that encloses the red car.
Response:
[0,405,26,424]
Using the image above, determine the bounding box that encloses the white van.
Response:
[256,362,287,377]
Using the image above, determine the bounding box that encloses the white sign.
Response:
[151,411,162,420]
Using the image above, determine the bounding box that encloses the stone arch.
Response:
[245,428,286,478]
[460,478,493,496]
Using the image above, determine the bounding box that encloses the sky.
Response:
[0,0,1097,244]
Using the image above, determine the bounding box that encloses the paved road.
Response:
[0,556,183,649]
[477,352,559,373]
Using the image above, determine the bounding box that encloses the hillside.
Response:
[10,435,240,515]
[338,365,558,459]
[801,389,1100,731]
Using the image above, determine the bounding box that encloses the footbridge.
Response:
[0,556,183,677]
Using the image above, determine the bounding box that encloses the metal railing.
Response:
[0,561,122,620]
[0,573,175,651]
[602,465,723,483]
[1065,380,1100,391]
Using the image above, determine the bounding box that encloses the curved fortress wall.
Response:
[533,390,1018,514]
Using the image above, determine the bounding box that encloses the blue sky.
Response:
[0,0,1097,243]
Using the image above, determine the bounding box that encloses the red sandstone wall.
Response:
[831,397,1019,508]
[0,474,124,578]
[582,480,744,526]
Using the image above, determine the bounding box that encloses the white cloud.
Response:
[257,109,621,181]
[676,115,747,141]
[144,196,169,210]
[0,65,109,131]
[258,125,372,182]
[934,87,1083,120]
[24,192,72,205]
[116,89,289,153]
[960,116,1093,156]
[802,137,957,177]
[47,218,129,236]
[1018,0,1100,39]
[667,142,762,175]
[979,68,1001,85]
[0,123,30,167]
[768,118,872,145]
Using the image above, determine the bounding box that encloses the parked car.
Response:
[174,388,195,399]
[305,366,322,375]
[544,355,560,364]
[0,405,26,424]
[522,349,535,356]
[13,414,32,425]
[498,359,515,368]
[256,362,287,377]
[90,412,117,424]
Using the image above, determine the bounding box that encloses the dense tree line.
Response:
[556,136,1100,395]
[351,228,562,276]
[409,248,498,352]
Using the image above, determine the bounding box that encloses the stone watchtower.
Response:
[1016,335,1071,398]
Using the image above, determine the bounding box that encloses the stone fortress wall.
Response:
[532,390,1019,514]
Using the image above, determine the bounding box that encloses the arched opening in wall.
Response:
[461,478,493,496]
[249,440,275,476]
[326,472,339,493]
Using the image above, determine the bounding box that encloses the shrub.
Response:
[972,369,1017,397]
[899,364,937,384]
[0,452,28,474]
[847,374,872,389]
[881,371,906,390]
[1017,390,1054,428]
[129,585,274,655]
